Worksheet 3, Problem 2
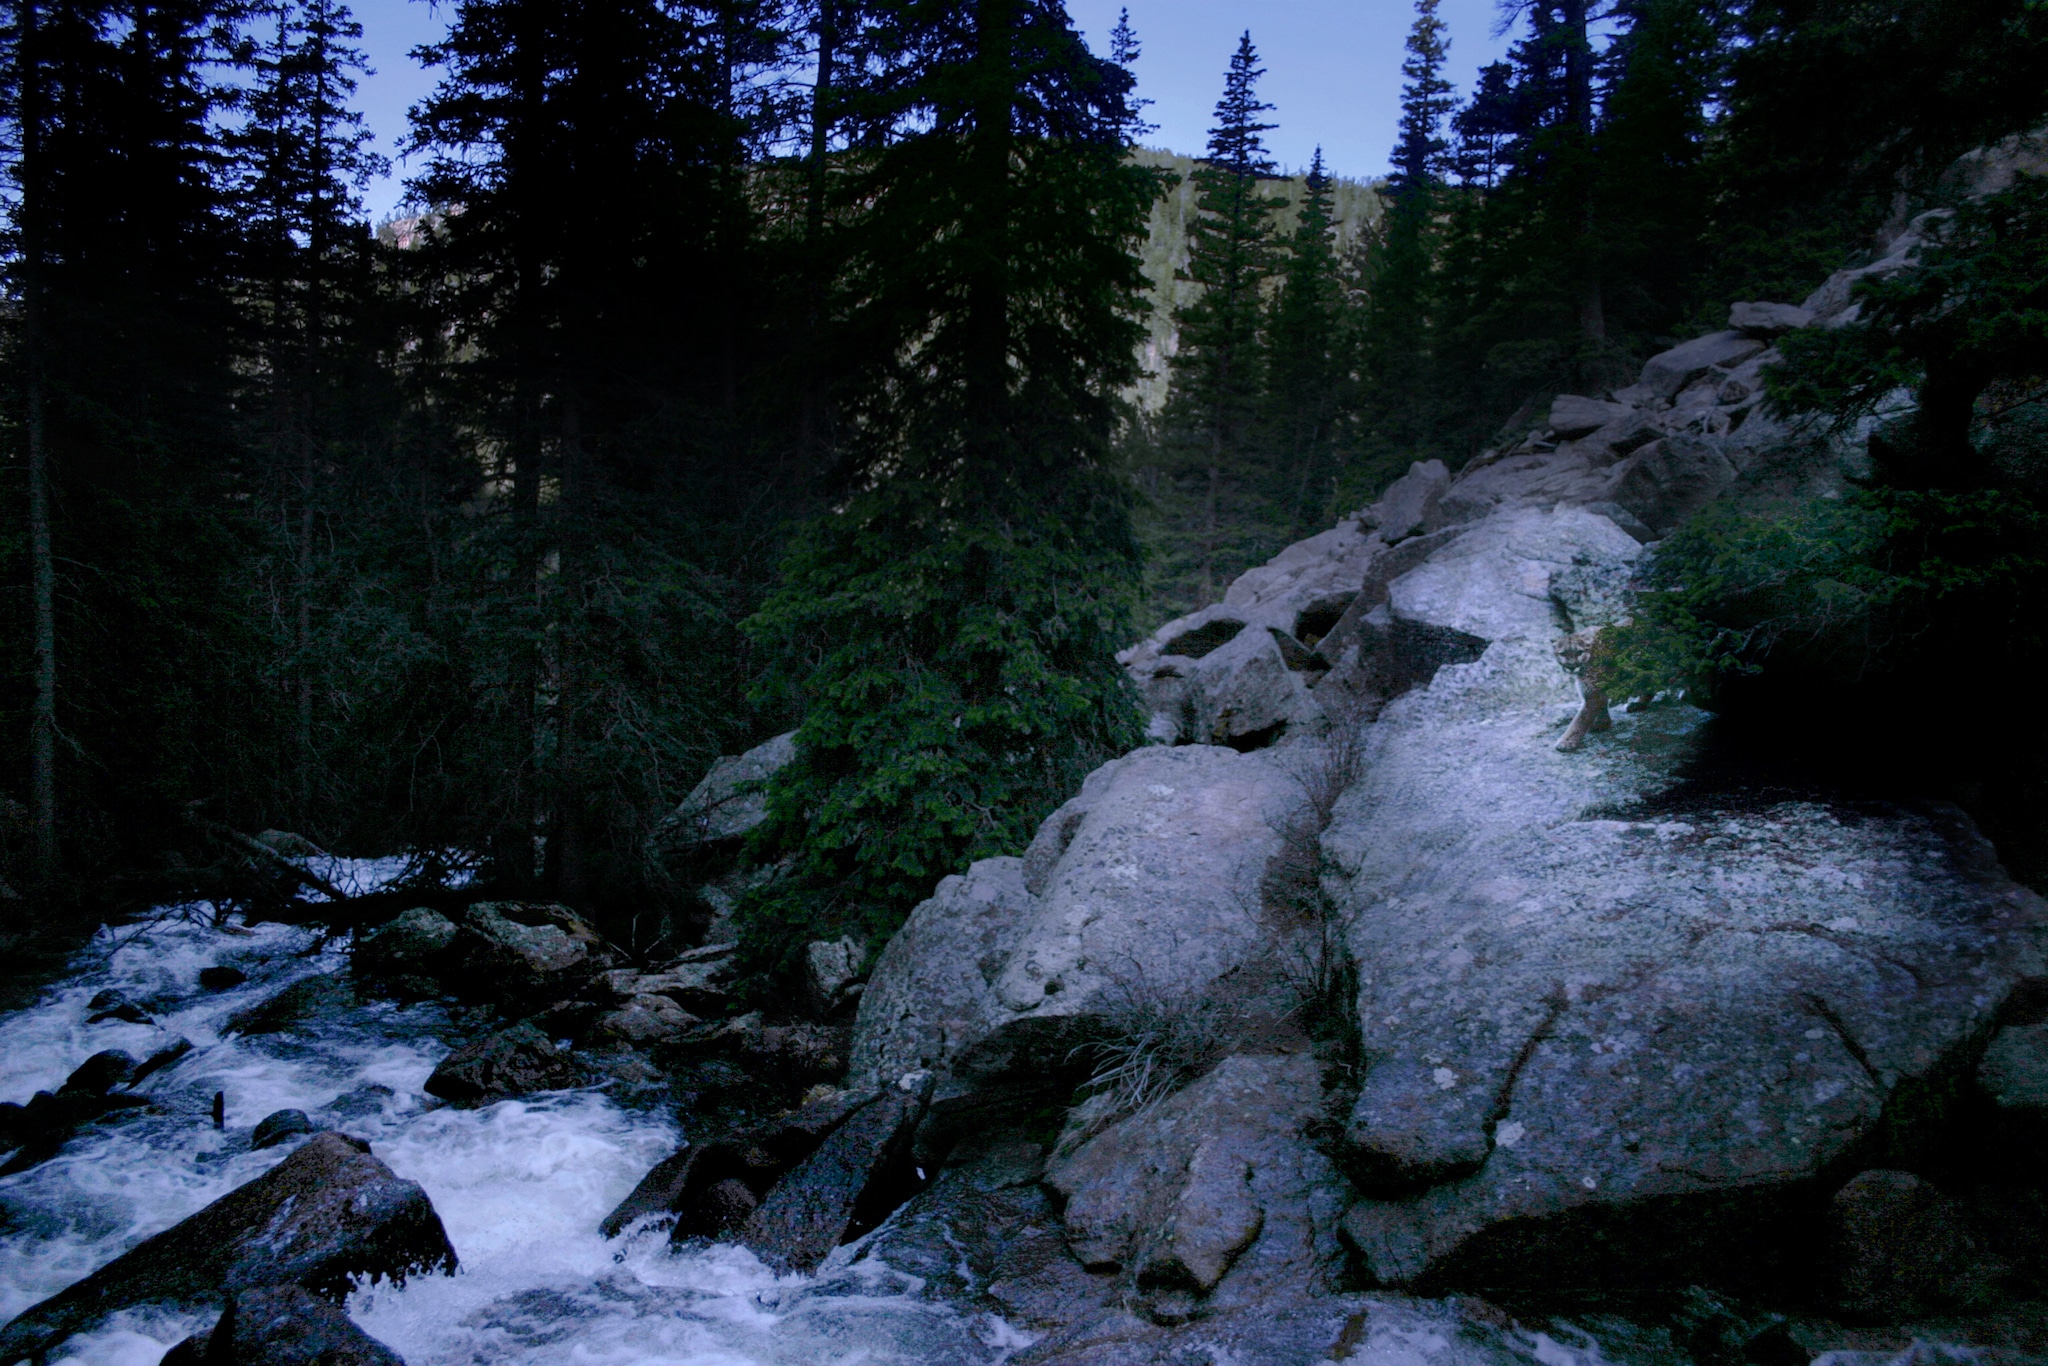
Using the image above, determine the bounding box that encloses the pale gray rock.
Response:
[1978,1021,2048,1110]
[657,730,798,852]
[602,947,733,1015]
[1804,210,1950,325]
[801,936,865,1016]
[592,992,699,1045]
[1638,330,1766,399]
[1385,506,1643,646]
[1548,394,1633,439]
[854,746,1298,1107]
[1323,561,2047,1290]
[1117,518,1381,745]
[1045,1054,1351,1314]
[851,858,1036,1091]
[451,901,617,1008]
[1371,460,1452,542]
[1729,300,1814,336]
[1444,448,1614,512]
[1603,434,1739,534]
[976,745,1298,1048]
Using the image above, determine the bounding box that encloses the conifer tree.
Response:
[1263,148,1346,535]
[227,0,383,812]
[1361,0,1454,459]
[1161,31,1283,606]
[740,0,1158,968]
[4,0,260,879]
[1388,0,1453,195]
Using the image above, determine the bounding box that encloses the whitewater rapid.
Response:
[0,869,1026,1366]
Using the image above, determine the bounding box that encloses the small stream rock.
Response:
[423,1022,581,1103]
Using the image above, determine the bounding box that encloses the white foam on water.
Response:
[0,878,1023,1366]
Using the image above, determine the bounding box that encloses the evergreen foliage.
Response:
[1147,32,1286,614]
[733,0,1157,975]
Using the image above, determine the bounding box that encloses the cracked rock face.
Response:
[1319,456,2048,1290]
[1045,1053,1352,1317]
[850,280,2048,1313]
[852,744,1299,1093]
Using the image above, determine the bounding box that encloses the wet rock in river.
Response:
[604,1087,875,1238]
[423,1022,582,1104]
[741,1084,927,1273]
[352,908,458,997]
[0,1131,455,1361]
[198,965,249,991]
[225,974,355,1036]
[62,1049,137,1096]
[252,1108,314,1150]
[86,989,152,1024]
[163,1284,404,1365]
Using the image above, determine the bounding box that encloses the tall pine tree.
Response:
[739,0,1159,971]
[1158,31,1283,608]
[1263,147,1347,537]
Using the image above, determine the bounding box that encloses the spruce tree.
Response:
[226,0,384,815]
[3,0,263,880]
[1160,31,1283,607]
[1263,148,1347,535]
[1388,0,1453,195]
[1361,0,1453,461]
[740,0,1159,970]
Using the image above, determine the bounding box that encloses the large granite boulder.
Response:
[0,1132,455,1361]
[1044,1053,1351,1324]
[1314,466,2048,1291]
[655,730,798,854]
[850,857,1036,1091]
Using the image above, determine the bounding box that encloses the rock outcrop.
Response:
[450,901,618,1008]
[0,1132,455,1361]
[843,286,2048,1325]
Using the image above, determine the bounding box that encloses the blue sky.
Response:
[349,0,1515,223]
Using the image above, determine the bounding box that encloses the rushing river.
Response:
[0,868,1026,1366]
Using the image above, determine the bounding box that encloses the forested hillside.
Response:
[2,0,2046,989]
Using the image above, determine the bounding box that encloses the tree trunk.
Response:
[21,0,59,883]
[965,0,1015,467]
[1561,0,1605,343]
[799,0,837,461]
[552,393,586,903]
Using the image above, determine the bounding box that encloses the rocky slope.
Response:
[823,233,2048,1355]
